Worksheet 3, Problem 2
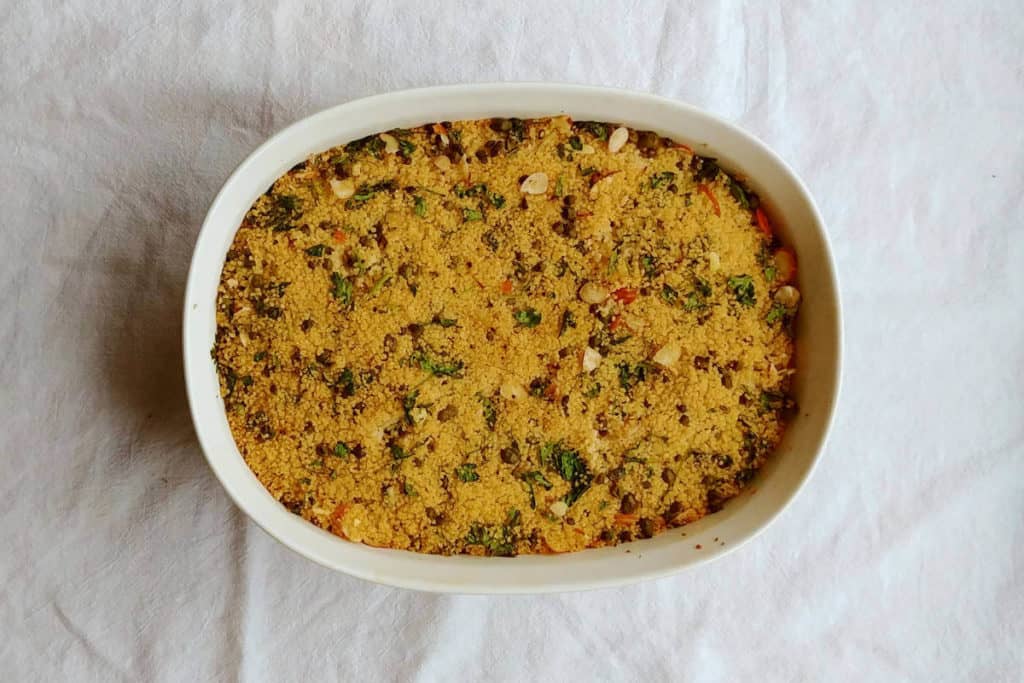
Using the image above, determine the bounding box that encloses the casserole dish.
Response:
[183,83,841,593]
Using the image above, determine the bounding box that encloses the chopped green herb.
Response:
[305,244,326,257]
[390,444,411,460]
[728,274,756,307]
[607,250,620,275]
[540,442,592,506]
[413,195,427,217]
[641,253,658,278]
[431,315,457,328]
[253,351,267,362]
[349,179,396,204]
[690,155,720,183]
[577,121,608,140]
[765,303,788,324]
[398,138,416,160]
[764,265,777,282]
[554,174,565,197]
[402,390,419,425]
[462,207,483,222]
[568,135,583,151]
[478,395,497,430]
[345,134,386,158]
[369,272,392,297]
[268,194,301,232]
[403,481,416,496]
[579,165,598,177]
[650,171,676,189]
[683,278,712,311]
[337,367,357,397]
[759,390,786,414]
[330,272,353,306]
[454,183,485,199]
[412,351,464,377]
[482,230,499,251]
[728,177,750,209]
[513,308,542,327]
[333,442,350,458]
[583,383,602,399]
[521,470,554,509]
[617,361,650,391]
[464,522,516,556]
[559,309,577,336]
[661,283,679,304]
[683,293,705,312]
[455,463,480,482]
[454,182,501,206]
[505,508,521,527]
[529,377,550,398]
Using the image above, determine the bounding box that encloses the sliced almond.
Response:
[774,285,801,309]
[582,346,603,373]
[579,281,609,304]
[608,126,629,154]
[379,133,399,154]
[520,172,549,195]
[500,381,527,400]
[653,340,681,367]
[433,155,452,172]
[708,251,721,272]
[330,178,355,199]
[549,500,568,517]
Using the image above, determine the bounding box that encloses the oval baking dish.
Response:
[183,83,842,593]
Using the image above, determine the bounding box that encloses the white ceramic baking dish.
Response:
[183,83,842,593]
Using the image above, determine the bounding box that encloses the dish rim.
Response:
[183,82,843,593]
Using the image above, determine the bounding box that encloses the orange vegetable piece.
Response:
[773,247,797,284]
[500,279,513,294]
[698,183,720,216]
[612,287,638,305]
[614,513,639,526]
[332,229,347,243]
[755,207,772,237]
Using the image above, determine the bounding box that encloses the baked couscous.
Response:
[212,116,800,555]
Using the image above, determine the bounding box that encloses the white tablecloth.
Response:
[3,1,1021,680]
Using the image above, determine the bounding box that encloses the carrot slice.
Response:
[500,279,513,294]
[698,183,720,216]
[773,247,797,284]
[611,287,638,305]
[614,513,639,526]
[332,229,347,243]
[329,503,350,539]
[755,207,772,237]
